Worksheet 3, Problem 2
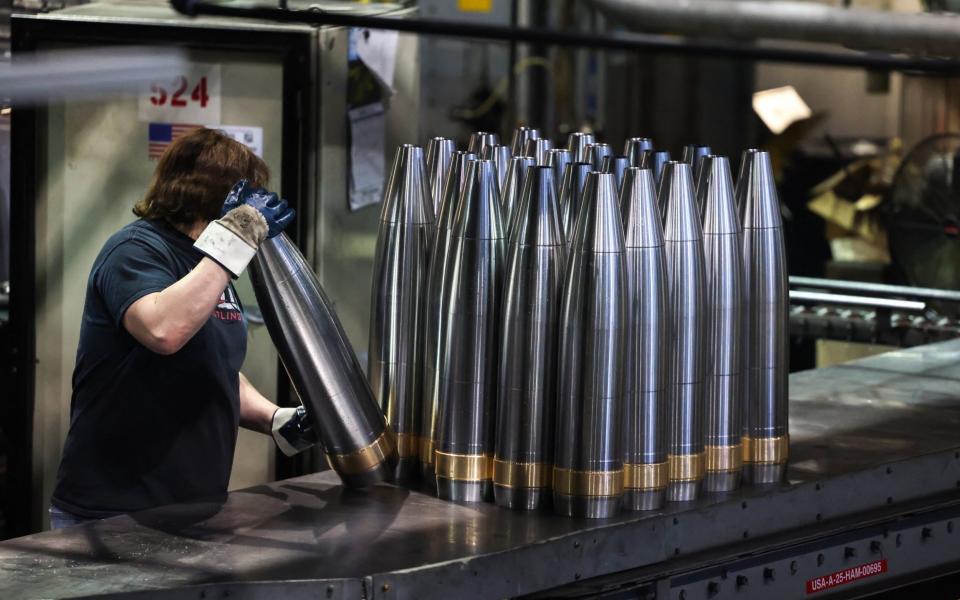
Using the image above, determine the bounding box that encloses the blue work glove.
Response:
[194,180,297,278]
[221,180,295,239]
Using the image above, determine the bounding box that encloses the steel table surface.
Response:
[3,340,960,599]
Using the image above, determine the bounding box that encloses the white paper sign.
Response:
[752,85,812,135]
[349,102,386,211]
[138,63,221,125]
[216,125,263,157]
[355,29,399,92]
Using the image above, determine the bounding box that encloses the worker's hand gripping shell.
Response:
[271,405,319,457]
[193,180,296,278]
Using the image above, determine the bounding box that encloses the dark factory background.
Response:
[1,0,960,598]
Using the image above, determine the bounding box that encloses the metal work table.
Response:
[3,341,960,599]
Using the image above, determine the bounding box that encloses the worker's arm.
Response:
[123,259,230,355]
[239,372,278,434]
[239,372,318,456]
[124,180,294,355]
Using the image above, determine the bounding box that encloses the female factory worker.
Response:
[49,128,315,528]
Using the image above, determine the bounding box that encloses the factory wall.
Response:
[31,50,286,527]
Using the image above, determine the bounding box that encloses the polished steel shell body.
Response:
[251,235,397,488]
[510,126,540,156]
[501,156,536,236]
[368,145,435,482]
[420,151,476,483]
[468,131,499,155]
[434,160,506,502]
[567,132,596,162]
[546,149,572,200]
[559,162,593,246]
[554,172,627,518]
[660,161,707,502]
[619,167,669,510]
[483,144,513,192]
[624,137,654,166]
[741,151,789,484]
[494,167,565,510]
[425,137,455,216]
[586,143,613,171]
[700,156,744,493]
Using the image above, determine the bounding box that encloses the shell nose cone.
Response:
[436,151,477,232]
[512,166,564,247]
[641,150,671,184]
[682,144,712,167]
[586,143,613,171]
[510,126,540,156]
[454,159,505,241]
[468,131,499,155]
[735,148,760,215]
[572,171,626,253]
[426,137,455,214]
[567,131,596,162]
[559,161,593,244]
[620,167,663,249]
[380,144,434,225]
[501,156,536,230]
[547,149,573,197]
[624,137,654,166]
[601,155,630,189]
[701,156,739,236]
[741,151,783,230]
[482,144,512,190]
[661,161,702,243]
[524,138,553,165]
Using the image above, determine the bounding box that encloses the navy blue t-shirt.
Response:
[52,218,247,518]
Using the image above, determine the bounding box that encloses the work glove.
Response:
[194,180,296,278]
[271,405,319,457]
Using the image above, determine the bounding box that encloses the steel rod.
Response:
[790,276,960,304]
[169,0,960,74]
[592,0,960,59]
[790,290,926,312]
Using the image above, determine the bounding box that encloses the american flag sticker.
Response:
[148,122,202,159]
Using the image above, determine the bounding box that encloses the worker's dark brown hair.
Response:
[134,128,270,225]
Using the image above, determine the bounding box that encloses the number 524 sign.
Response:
[138,63,221,125]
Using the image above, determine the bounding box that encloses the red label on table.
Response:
[806,559,887,594]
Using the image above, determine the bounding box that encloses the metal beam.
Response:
[169,0,960,73]
[592,0,960,58]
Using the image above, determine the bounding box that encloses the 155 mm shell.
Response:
[700,156,744,493]
[620,167,669,510]
[554,172,627,518]
[741,151,789,484]
[251,235,397,488]
[368,145,434,482]
[660,161,707,502]
[434,160,506,502]
[420,151,476,483]
[494,166,565,510]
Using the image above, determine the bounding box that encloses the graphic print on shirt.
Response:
[213,286,243,323]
